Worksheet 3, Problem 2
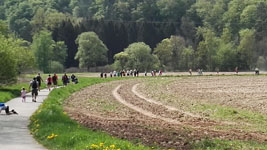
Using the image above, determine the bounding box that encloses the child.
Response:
[21,87,26,102]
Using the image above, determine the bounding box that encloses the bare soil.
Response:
[64,76,267,149]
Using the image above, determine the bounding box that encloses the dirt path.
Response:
[113,85,183,125]
[132,83,201,118]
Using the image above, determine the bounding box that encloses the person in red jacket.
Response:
[52,73,58,87]
[47,74,52,91]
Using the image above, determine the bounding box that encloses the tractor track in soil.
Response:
[64,79,267,149]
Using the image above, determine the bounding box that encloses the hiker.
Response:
[189,69,192,75]
[235,67,238,74]
[62,73,69,86]
[255,68,260,75]
[29,77,39,102]
[52,73,58,87]
[100,73,103,78]
[71,74,76,83]
[36,73,43,91]
[0,103,18,115]
[21,87,27,102]
[47,74,52,91]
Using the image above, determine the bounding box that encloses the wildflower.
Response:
[90,144,99,148]
[99,142,104,147]
[47,133,58,139]
[110,144,116,148]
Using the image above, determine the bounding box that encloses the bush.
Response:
[50,61,64,73]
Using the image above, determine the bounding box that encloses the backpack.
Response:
[32,80,38,89]
[36,76,41,82]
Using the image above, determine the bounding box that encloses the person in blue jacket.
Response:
[0,103,18,115]
[0,103,10,114]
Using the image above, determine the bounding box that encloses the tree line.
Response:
[1,0,267,83]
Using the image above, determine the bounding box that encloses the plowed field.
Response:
[64,76,267,149]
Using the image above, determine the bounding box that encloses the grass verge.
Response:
[195,103,267,133]
[0,83,30,103]
[193,139,267,150]
[29,77,153,150]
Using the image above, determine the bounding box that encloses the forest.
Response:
[1,0,267,81]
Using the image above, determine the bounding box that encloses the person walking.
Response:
[62,73,69,86]
[36,73,43,91]
[235,67,238,74]
[29,77,39,102]
[47,74,52,91]
[189,69,192,75]
[21,87,27,102]
[52,73,58,87]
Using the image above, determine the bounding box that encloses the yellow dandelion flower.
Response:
[110,145,116,148]
[99,142,104,147]
[90,144,99,148]
[47,133,58,139]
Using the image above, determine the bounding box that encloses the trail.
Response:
[0,89,51,150]
[112,85,183,125]
[132,83,202,118]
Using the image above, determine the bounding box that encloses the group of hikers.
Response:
[100,69,165,78]
[28,73,78,102]
[188,67,261,75]
[101,69,140,78]
[0,73,79,115]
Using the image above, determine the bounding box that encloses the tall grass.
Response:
[29,77,152,150]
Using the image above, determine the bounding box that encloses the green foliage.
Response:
[8,2,33,41]
[29,77,151,150]
[0,20,8,36]
[32,30,54,73]
[53,41,67,65]
[0,36,17,84]
[237,29,256,69]
[50,61,64,73]
[1,0,267,71]
[0,34,34,84]
[75,32,108,70]
[197,27,220,70]
[154,38,173,69]
[124,42,159,71]
[30,8,46,34]
[113,52,129,70]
